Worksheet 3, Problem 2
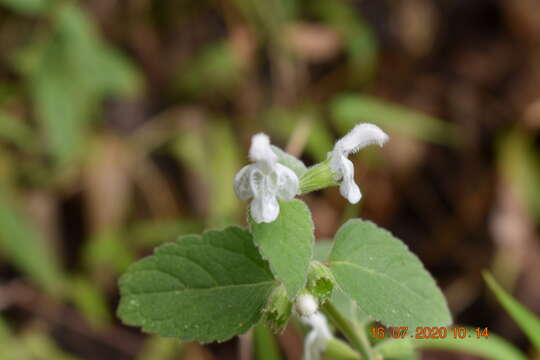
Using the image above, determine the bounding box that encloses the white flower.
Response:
[328,123,389,204]
[234,133,299,223]
[294,294,332,360]
[303,312,332,360]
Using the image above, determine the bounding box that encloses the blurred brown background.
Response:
[1,0,540,359]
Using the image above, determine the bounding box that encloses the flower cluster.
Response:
[234,123,389,223]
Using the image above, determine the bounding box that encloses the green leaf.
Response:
[327,219,451,328]
[250,199,314,299]
[271,145,308,178]
[118,226,276,343]
[331,94,456,145]
[0,186,64,296]
[314,239,369,324]
[0,0,49,14]
[415,327,528,360]
[483,271,540,349]
[375,339,417,360]
[16,3,140,166]
[497,130,540,220]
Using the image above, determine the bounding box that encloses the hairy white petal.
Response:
[250,193,280,223]
[328,123,387,204]
[275,163,299,200]
[335,123,388,155]
[302,312,332,360]
[234,165,254,201]
[295,294,318,317]
[339,158,362,204]
[249,133,277,171]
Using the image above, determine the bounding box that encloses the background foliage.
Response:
[1,0,540,359]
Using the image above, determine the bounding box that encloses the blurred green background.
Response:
[1,0,540,359]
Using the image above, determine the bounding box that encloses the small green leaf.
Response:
[483,271,540,349]
[328,219,451,328]
[271,145,308,178]
[250,199,314,299]
[415,327,528,360]
[118,227,276,343]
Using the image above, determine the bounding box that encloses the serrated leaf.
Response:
[250,199,314,299]
[118,227,276,343]
[328,219,451,328]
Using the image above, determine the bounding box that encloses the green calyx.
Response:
[263,285,293,333]
[299,159,338,194]
[307,261,336,303]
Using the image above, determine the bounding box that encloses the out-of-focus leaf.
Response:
[83,229,135,277]
[415,327,528,360]
[207,120,242,227]
[483,271,540,349]
[0,186,64,296]
[0,111,33,147]
[0,316,11,341]
[69,276,111,329]
[498,130,540,219]
[14,3,140,166]
[136,337,186,360]
[0,0,49,14]
[21,331,81,360]
[265,106,334,162]
[174,42,241,99]
[309,0,377,84]
[129,219,204,248]
[332,94,456,145]
[172,120,241,227]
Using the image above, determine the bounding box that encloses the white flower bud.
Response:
[295,294,319,318]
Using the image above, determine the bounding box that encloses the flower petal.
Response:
[234,165,254,200]
[275,163,299,201]
[339,158,362,204]
[249,133,277,173]
[250,193,280,223]
[335,123,389,155]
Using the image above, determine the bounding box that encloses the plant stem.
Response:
[322,302,374,360]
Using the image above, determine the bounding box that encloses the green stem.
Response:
[254,323,283,360]
[324,338,361,360]
[322,302,374,360]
